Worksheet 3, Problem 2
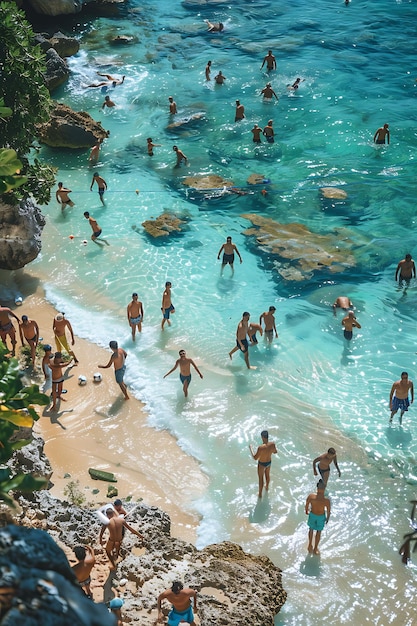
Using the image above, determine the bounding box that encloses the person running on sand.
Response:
[249,430,277,498]
[161,281,175,329]
[395,253,416,287]
[127,292,144,340]
[305,480,331,554]
[373,123,390,145]
[332,296,353,316]
[157,581,198,626]
[205,60,212,81]
[98,341,129,400]
[205,19,224,32]
[99,508,142,570]
[52,313,79,363]
[260,83,278,101]
[90,172,107,205]
[251,124,262,143]
[102,95,116,109]
[173,145,187,167]
[71,546,96,599]
[147,137,161,156]
[18,315,39,366]
[390,372,414,425]
[217,236,242,276]
[259,306,278,343]
[84,211,109,245]
[214,71,227,85]
[49,351,71,411]
[235,100,245,121]
[163,349,203,398]
[89,138,103,164]
[261,50,277,71]
[342,310,361,341]
[312,447,341,487]
[0,305,20,356]
[229,312,255,369]
[168,96,177,115]
[56,182,74,211]
[263,119,274,143]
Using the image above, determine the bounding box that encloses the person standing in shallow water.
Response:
[249,430,277,498]
[217,236,242,275]
[373,123,390,145]
[229,312,255,369]
[395,253,416,287]
[163,349,203,397]
[342,310,361,341]
[90,172,107,205]
[205,60,212,81]
[261,50,277,71]
[235,100,245,121]
[389,372,414,425]
[161,281,175,329]
[98,340,129,400]
[312,447,341,487]
[127,292,144,340]
[305,480,331,554]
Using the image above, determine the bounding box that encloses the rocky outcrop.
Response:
[37,103,109,149]
[0,198,45,271]
[141,213,189,238]
[183,174,234,190]
[26,0,83,15]
[44,48,70,91]
[49,32,80,57]
[13,491,286,626]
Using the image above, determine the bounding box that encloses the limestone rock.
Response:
[37,103,109,149]
[0,198,45,270]
[242,213,356,281]
[320,187,348,199]
[26,0,83,16]
[44,48,70,91]
[183,174,234,190]
[7,433,52,481]
[247,173,267,185]
[49,32,80,58]
[141,213,189,238]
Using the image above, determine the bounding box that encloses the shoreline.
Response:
[1,269,207,544]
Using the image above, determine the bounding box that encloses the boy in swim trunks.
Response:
[84,211,109,245]
[341,310,361,341]
[71,545,96,599]
[305,480,331,554]
[90,172,107,205]
[229,312,254,369]
[389,371,414,425]
[259,306,278,343]
[312,447,341,487]
[157,580,197,626]
[18,315,39,366]
[127,292,144,339]
[98,341,129,400]
[217,236,243,276]
[0,305,20,356]
[163,349,203,398]
[55,182,75,212]
[249,430,277,498]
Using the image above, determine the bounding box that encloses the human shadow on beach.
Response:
[102,569,119,604]
[94,396,128,419]
[299,553,322,577]
[216,276,235,293]
[249,493,271,524]
[385,425,412,449]
[42,404,72,430]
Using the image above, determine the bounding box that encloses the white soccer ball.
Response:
[15,297,23,306]
[82,240,88,246]
[93,372,102,383]
[78,375,87,386]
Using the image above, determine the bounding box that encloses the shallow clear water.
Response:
[28,0,417,623]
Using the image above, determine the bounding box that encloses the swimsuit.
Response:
[318,467,330,479]
[167,605,194,626]
[130,315,142,324]
[180,373,191,384]
[163,304,175,319]
[258,461,271,468]
[392,396,409,412]
[115,365,126,384]
[251,333,258,344]
[93,229,102,238]
[376,140,385,144]
[222,253,234,265]
[55,334,71,353]
[98,188,105,195]
[343,330,353,341]
[308,512,326,531]
[266,136,274,143]
[237,338,248,353]
[52,376,65,384]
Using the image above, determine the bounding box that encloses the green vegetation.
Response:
[63,480,87,507]
[0,2,56,204]
[0,341,49,506]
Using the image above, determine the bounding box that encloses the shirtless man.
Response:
[0,305,20,356]
[99,509,142,570]
[205,60,212,81]
[89,138,103,164]
[259,306,278,343]
[342,310,361,341]
[96,72,125,85]
[18,315,39,366]
[261,50,277,71]
[173,145,187,167]
[395,254,416,287]
[214,71,226,85]
[263,119,274,143]
[164,349,203,397]
[52,313,79,363]
[102,95,116,109]
[229,312,253,369]
[249,430,277,498]
[55,182,74,211]
[251,124,262,143]
[235,100,245,121]
[312,447,341,487]
[373,123,390,145]
[260,83,278,101]
[84,211,109,245]
[390,372,414,425]
[157,581,197,626]
[288,77,303,90]
[305,480,331,554]
[71,546,96,599]
[127,292,144,339]
[248,322,263,345]
[204,19,224,32]
[90,172,107,205]
[168,96,177,115]
[332,296,353,316]
[147,137,161,156]
[49,351,71,411]
[161,281,175,330]
[98,341,129,400]
[217,236,242,276]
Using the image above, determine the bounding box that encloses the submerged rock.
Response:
[320,187,348,199]
[0,199,45,270]
[141,213,189,238]
[37,103,109,149]
[183,174,234,190]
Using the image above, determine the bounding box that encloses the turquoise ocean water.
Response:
[28,0,417,623]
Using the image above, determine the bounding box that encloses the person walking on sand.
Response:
[373,123,390,145]
[214,71,227,85]
[205,60,212,81]
[56,182,74,211]
[261,50,277,71]
[390,371,414,425]
[332,296,353,316]
[0,305,20,357]
[18,315,39,366]
[305,480,331,554]
[395,253,416,287]
[229,312,254,369]
[99,508,142,570]
[90,172,107,205]
[235,100,245,121]
[251,124,262,143]
[127,292,144,340]
[249,430,277,498]
[89,138,103,164]
[217,236,242,276]
[157,581,198,626]
[260,83,278,101]
[312,447,341,487]
[173,145,187,167]
[168,96,177,115]
[342,310,361,341]
[259,306,278,343]
[163,349,203,398]
[161,282,175,329]
[83,211,109,245]
[49,351,72,411]
[263,119,275,143]
[71,545,96,599]
[53,313,79,363]
[98,341,129,400]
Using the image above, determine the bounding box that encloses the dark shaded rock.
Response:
[83,0,128,17]
[0,198,45,271]
[26,0,83,15]
[49,32,80,57]
[37,103,109,149]
[44,47,70,91]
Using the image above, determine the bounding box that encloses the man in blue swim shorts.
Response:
[389,371,414,425]
[157,580,197,626]
[217,236,243,276]
[98,340,129,400]
[305,480,331,554]
[90,172,107,205]
[127,292,144,340]
[164,349,203,397]
[161,281,175,329]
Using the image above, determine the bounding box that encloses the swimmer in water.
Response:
[260,83,278,101]
[287,77,304,90]
[205,20,224,32]
[373,123,390,145]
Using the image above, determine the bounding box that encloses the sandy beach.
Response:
[3,269,206,545]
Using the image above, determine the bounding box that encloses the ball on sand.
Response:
[78,375,87,386]
[15,297,23,306]
[93,372,102,383]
